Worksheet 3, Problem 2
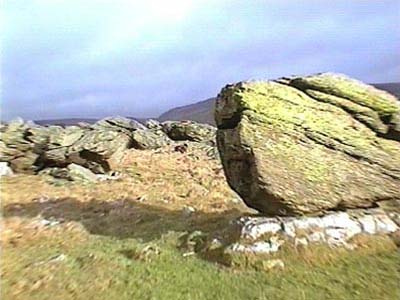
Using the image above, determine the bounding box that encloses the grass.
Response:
[1,144,400,300]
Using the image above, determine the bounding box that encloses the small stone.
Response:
[294,237,308,247]
[307,231,326,243]
[182,251,196,257]
[263,259,285,270]
[182,206,196,216]
[0,162,14,176]
[228,239,282,254]
[96,172,122,181]
[67,163,98,183]
[39,219,60,227]
[135,245,161,262]
[48,254,67,263]
[240,217,282,240]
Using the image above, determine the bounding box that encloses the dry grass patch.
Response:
[1,144,400,300]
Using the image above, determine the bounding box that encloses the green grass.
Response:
[2,224,399,300]
[2,148,399,300]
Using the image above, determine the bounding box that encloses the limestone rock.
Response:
[227,209,399,253]
[215,73,400,215]
[0,162,14,176]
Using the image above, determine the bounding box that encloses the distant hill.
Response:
[158,97,216,125]
[158,83,400,126]
[33,83,399,127]
[373,83,400,98]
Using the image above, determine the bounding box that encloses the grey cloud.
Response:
[2,0,399,120]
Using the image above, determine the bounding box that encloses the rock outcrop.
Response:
[225,208,399,254]
[0,117,218,177]
[215,73,400,216]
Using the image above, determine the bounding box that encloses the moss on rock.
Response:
[216,73,400,216]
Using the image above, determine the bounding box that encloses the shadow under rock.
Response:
[3,197,244,242]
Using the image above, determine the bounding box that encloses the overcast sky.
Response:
[2,0,400,120]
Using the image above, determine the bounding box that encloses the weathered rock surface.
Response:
[131,129,171,150]
[0,117,218,175]
[0,118,42,173]
[92,116,146,132]
[215,73,400,216]
[226,209,399,254]
[162,120,216,143]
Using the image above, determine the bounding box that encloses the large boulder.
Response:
[215,73,400,216]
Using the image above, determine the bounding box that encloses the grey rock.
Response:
[131,129,170,149]
[162,120,216,143]
[228,237,284,254]
[67,163,98,183]
[94,116,146,132]
[145,119,162,130]
[0,117,216,176]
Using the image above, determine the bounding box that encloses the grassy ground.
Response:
[1,145,400,300]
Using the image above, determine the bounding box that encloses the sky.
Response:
[1,0,400,121]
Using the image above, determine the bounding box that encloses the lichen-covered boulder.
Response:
[215,73,400,216]
[161,120,216,143]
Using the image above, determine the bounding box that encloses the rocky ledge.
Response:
[0,117,217,181]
